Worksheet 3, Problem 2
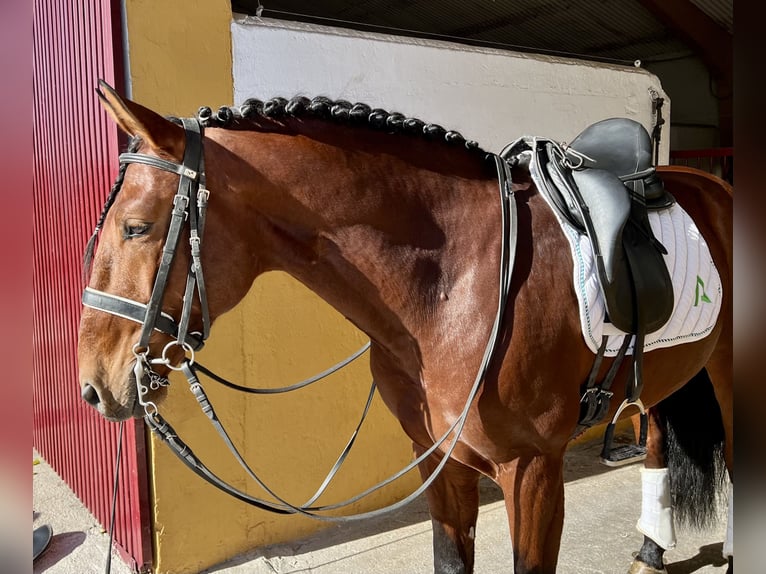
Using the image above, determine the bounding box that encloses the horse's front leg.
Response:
[415,443,481,574]
[497,450,566,574]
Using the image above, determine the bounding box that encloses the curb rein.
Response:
[83,118,518,521]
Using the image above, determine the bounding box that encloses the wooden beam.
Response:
[638,0,732,79]
[639,0,732,146]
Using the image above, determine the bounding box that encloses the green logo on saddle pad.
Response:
[695,276,712,306]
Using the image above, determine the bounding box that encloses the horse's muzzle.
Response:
[79,377,142,421]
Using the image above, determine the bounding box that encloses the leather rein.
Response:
[83,118,518,521]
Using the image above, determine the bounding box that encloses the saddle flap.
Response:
[570,168,631,283]
[622,216,675,334]
[571,168,673,334]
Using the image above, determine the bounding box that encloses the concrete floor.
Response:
[33,434,729,574]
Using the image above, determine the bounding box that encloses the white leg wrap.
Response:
[636,467,676,550]
[722,482,733,558]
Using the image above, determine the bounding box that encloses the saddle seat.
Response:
[567,117,673,209]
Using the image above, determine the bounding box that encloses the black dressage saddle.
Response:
[501,118,676,465]
[523,118,674,335]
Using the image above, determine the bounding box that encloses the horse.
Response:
[77,81,732,574]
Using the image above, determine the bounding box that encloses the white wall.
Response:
[232,17,669,162]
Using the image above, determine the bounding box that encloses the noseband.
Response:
[83,117,519,521]
[83,118,210,406]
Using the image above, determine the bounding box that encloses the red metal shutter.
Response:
[32,0,152,570]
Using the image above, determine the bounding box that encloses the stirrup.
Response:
[600,398,647,467]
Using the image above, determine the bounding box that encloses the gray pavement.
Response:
[32,452,133,574]
[33,433,729,574]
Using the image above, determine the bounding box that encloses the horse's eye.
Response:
[123,222,152,239]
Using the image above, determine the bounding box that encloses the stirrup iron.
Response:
[600,398,647,467]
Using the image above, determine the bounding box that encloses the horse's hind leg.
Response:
[496,450,566,574]
[630,409,672,574]
[631,366,731,574]
[415,443,481,574]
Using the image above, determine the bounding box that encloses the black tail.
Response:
[655,368,728,530]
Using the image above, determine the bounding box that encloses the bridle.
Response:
[83,117,519,521]
[83,118,209,404]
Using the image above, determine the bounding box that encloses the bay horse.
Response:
[77,82,732,574]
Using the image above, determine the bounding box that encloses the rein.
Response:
[84,118,518,521]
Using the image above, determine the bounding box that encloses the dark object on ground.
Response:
[33,524,53,561]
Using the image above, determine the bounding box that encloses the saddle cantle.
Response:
[501,118,677,465]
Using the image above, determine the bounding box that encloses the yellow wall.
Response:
[124,3,420,573]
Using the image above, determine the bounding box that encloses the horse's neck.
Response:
[210,127,502,371]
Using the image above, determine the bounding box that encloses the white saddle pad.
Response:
[555,200,723,356]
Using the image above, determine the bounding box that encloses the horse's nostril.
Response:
[81,384,100,407]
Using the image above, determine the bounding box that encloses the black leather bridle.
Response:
[83,118,209,402]
[83,117,519,521]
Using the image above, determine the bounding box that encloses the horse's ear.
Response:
[96,80,185,159]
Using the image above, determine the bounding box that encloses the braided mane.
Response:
[84,97,493,276]
[196,95,492,161]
